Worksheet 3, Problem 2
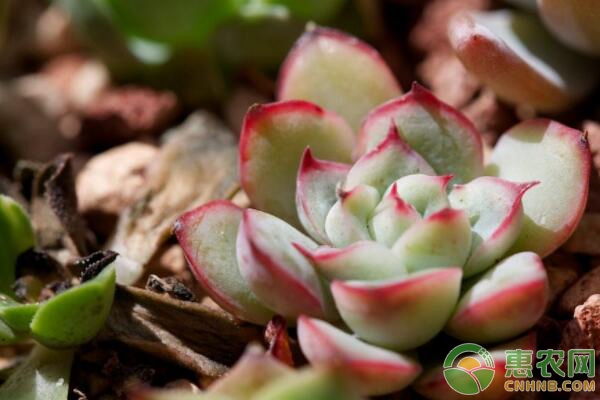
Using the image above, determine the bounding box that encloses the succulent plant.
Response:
[176,27,591,396]
[0,195,116,348]
[448,1,600,112]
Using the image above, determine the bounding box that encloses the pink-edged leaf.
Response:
[236,208,334,321]
[174,201,273,324]
[391,208,472,272]
[448,10,600,112]
[539,0,600,56]
[324,184,380,248]
[295,240,407,281]
[345,124,435,193]
[487,119,591,257]
[277,26,402,131]
[357,83,484,183]
[389,174,452,217]
[297,316,421,396]
[332,268,463,351]
[445,252,549,343]
[369,183,420,247]
[449,177,538,277]
[296,148,350,244]
[414,332,537,400]
[240,100,354,226]
[208,344,294,398]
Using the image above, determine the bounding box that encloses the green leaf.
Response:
[100,0,242,47]
[0,195,35,295]
[0,345,74,400]
[30,265,116,348]
[0,294,38,332]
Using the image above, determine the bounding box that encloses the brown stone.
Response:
[558,266,600,316]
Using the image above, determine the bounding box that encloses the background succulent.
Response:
[175,27,591,397]
[448,0,600,113]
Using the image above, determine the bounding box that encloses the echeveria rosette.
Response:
[175,27,590,397]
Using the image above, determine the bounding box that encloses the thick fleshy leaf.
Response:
[392,209,472,272]
[296,148,350,244]
[251,367,363,400]
[240,100,354,226]
[277,26,401,131]
[449,177,537,277]
[357,83,483,183]
[298,317,421,396]
[174,201,273,324]
[369,184,420,247]
[236,209,332,321]
[487,119,591,256]
[448,10,600,112]
[332,268,462,350]
[0,345,74,400]
[102,0,241,47]
[446,252,548,343]
[0,195,35,295]
[414,332,536,400]
[209,344,294,398]
[295,241,406,281]
[0,295,38,332]
[539,0,600,56]
[30,264,116,348]
[345,125,435,193]
[0,319,19,345]
[389,174,452,217]
[324,185,380,247]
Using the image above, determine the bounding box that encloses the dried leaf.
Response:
[110,112,239,284]
[100,286,262,377]
[30,153,91,256]
[265,316,294,367]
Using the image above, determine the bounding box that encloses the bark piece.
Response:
[100,286,262,377]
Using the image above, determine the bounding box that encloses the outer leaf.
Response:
[278,26,402,131]
[357,83,484,183]
[392,209,472,272]
[449,177,537,277]
[295,241,406,281]
[298,317,421,396]
[240,100,354,226]
[296,148,350,244]
[251,367,363,400]
[332,268,462,351]
[102,0,241,46]
[414,333,536,400]
[324,185,380,248]
[209,344,294,397]
[0,195,35,295]
[0,319,19,345]
[174,201,274,324]
[445,252,549,343]
[30,264,116,348]
[344,124,435,193]
[487,119,591,256]
[265,0,347,21]
[0,345,74,400]
[448,10,600,112]
[369,184,420,247]
[539,0,600,56]
[236,209,333,321]
[0,295,38,332]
